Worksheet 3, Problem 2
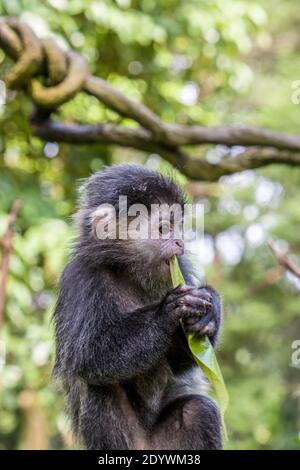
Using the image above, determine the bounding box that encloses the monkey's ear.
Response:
[91,205,116,239]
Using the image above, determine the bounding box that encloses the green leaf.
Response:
[170,255,185,286]
[170,256,229,440]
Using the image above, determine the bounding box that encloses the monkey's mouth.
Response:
[159,258,170,275]
[160,258,172,274]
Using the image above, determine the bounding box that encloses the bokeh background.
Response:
[0,0,300,450]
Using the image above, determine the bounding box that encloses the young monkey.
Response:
[53,164,222,450]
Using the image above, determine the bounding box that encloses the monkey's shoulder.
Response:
[58,257,147,313]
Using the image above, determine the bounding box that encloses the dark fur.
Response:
[53,164,222,450]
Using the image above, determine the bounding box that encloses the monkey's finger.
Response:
[188,288,212,302]
[187,311,217,335]
[200,321,216,336]
[185,319,217,337]
[165,286,194,305]
[173,304,205,320]
[173,284,194,292]
[184,315,200,325]
[166,297,212,320]
[176,294,212,311]
[164,299,188,315]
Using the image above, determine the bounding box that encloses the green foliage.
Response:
[0,0,300,450]
[170,256,229,439]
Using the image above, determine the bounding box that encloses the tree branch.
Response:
[268,239,300,280]
[161,124,300,149]
[2,17,300,181]
[84,76,166,138]
[32,118,300,181]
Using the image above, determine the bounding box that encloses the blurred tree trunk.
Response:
[18,390,49,450]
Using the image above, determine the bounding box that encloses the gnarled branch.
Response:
[1,17,300,181]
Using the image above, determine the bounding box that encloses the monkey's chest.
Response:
[124,362,206,429]
[123,360,172,425]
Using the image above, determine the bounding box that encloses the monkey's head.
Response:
[76,164,186,286]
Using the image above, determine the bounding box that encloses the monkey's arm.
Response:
[54,263,191,385]
[54,261,220,385]
[55,299,183,385]
[75,285,221,384]
[80,302,179,384]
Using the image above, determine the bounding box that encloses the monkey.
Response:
[53,164,222,450]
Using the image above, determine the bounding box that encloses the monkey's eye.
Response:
[159,221,171,236]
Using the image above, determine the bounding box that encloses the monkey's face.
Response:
[91,204,184,278]
[146,207,184,274]
[127,214,184,277]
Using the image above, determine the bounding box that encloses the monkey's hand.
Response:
[163,285,221,346]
